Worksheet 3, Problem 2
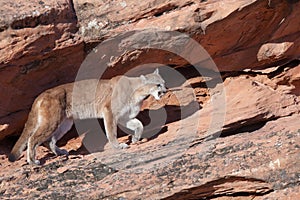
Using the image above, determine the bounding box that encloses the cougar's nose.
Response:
[164,86,168,92]
[159,87,167,97]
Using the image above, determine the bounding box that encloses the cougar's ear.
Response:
[154,68,159,75]
[140,75,147,83]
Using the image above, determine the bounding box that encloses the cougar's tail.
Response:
[8,126,31,162]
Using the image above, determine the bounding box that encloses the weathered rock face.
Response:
[74,0,300,71]
[0,0,85,139]
[2,0,300,140]
[0,114,299,199]
[0,0,300,199]
[199,67,300,135]
[1,0,300,139]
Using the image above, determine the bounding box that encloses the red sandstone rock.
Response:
[0,0,299,199]
[0,0,85,139]
[1,0,300,140]
[74,0,300,71]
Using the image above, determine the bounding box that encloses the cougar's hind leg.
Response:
[27,91,67,165]
[48,118,73,156]
[27,124,60,165]
[27,136,41,165]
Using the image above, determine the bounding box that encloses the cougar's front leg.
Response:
[103,106,128,149]
[126,118,143,143]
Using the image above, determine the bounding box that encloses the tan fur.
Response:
[9,69,167,165]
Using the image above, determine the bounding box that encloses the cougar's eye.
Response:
[157,84,162,88]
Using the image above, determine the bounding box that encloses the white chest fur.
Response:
[118,102,142,122]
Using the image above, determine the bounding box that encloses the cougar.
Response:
[9,69,167,165]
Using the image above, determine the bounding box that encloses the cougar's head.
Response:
[141,68,167,100]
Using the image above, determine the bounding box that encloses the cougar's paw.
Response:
[28,159,41,165]
[34,160,41,165]
[118,143,129,149]
[57,149,69,156]
[132,136,140,144]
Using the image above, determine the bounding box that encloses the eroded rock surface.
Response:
[0,0,299,199]
[0,0,85,139]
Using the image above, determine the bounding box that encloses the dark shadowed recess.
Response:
[162,176,274,200]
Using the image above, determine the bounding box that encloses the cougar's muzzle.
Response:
[159,87,168,98]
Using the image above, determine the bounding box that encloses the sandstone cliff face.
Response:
[0,0,299,199]
[0,0,85,139]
